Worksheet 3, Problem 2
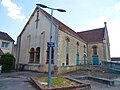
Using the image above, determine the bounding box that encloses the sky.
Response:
[0,0,120,57]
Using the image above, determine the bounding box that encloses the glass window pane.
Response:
[1,42,9,48]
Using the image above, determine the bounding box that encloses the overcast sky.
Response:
[0,0,120,57]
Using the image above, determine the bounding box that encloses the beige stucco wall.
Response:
[103,39,111,61]
[0,39,14,54]
[57,29,87,66]
[19,8,58,70]
[87,42,104,64]
[17,8,111,73]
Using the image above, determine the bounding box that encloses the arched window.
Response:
[29,48,34,63]
[76,42,79,52]
[92,46,97,55]
[66,37,70,65]
[84,45,86,53]
[76,42,79,65]
[46,47,54,64]
[77,42,79,46]
[35,47,40,63]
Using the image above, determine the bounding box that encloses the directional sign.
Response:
[47,42,55,47]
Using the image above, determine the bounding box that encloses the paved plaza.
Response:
[0,71,120,90]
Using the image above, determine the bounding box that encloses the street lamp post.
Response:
[36,4,66,88]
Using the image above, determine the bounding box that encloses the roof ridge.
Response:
[40,8,78,34]
[0,31,14,42]
[77,27,105,42]
[77,27,105,33]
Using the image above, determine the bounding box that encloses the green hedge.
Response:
[0,53,15,72]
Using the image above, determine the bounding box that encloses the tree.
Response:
[0,53,15,72]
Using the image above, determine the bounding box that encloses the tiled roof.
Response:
[111,57,120,61]
[20,7,80,40]
[40,8,80,38]
[77,28,105,42]
[0,48,4,55]
[0,32,14,42]
[20,7,105,43]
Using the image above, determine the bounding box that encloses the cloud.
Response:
[1,0,27,22]
[115,1,120,12]
[75,16,120,57]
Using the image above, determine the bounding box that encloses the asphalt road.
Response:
[0,71,47,90]
[0,71,120,90]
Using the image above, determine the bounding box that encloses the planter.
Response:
[30,76,91,90]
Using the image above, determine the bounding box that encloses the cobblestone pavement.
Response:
[0,71,120,90]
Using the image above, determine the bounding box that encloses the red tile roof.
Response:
[20,7,80,40]
[77,28,105,42]
[40,8,80,38]
[20,7,105,43]
[0,32,14,42]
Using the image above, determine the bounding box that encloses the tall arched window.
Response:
[35,47,40,63]
[92,46,97,55]
[66,37,70,65]
[46,47,54,64]
[29,48,34,63]
[84,45,86,53]
[76,42,79,65]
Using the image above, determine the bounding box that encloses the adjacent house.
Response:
[16,7,110,73]
[0,31,14,56]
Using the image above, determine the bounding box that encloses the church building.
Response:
[16,7,110,73]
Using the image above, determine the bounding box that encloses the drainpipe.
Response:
[86,42,88,64]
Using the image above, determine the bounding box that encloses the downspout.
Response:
[86,42,89,64]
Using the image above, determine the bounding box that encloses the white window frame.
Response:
[1,42,9,49]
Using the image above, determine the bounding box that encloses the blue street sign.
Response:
[47,42,55,47]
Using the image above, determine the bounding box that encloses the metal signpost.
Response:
[36,4,66,88]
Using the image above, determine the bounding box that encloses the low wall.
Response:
[58,66,80,74]
[18,64,109,74]
[57,65,108,74]
[18,64,55,73]
[102,61,120,69]
[75,76,114,86]
[102,61,120,73]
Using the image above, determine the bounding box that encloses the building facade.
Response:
[0,32,14,57]
[16,7,110,73]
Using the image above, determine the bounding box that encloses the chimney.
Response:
[104,22,107,27]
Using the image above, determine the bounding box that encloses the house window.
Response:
[29,48,34,63]
[46,47,54,64]
[92,46,97,55]
[1,42,9,48]
[66,37,70,65]
[35,47,40,63]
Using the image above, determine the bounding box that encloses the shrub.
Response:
[0,53,15,72]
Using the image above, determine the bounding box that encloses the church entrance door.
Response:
[92,55,99,65]
[76,53,79,65]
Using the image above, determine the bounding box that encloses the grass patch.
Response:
[34,76,79,89]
